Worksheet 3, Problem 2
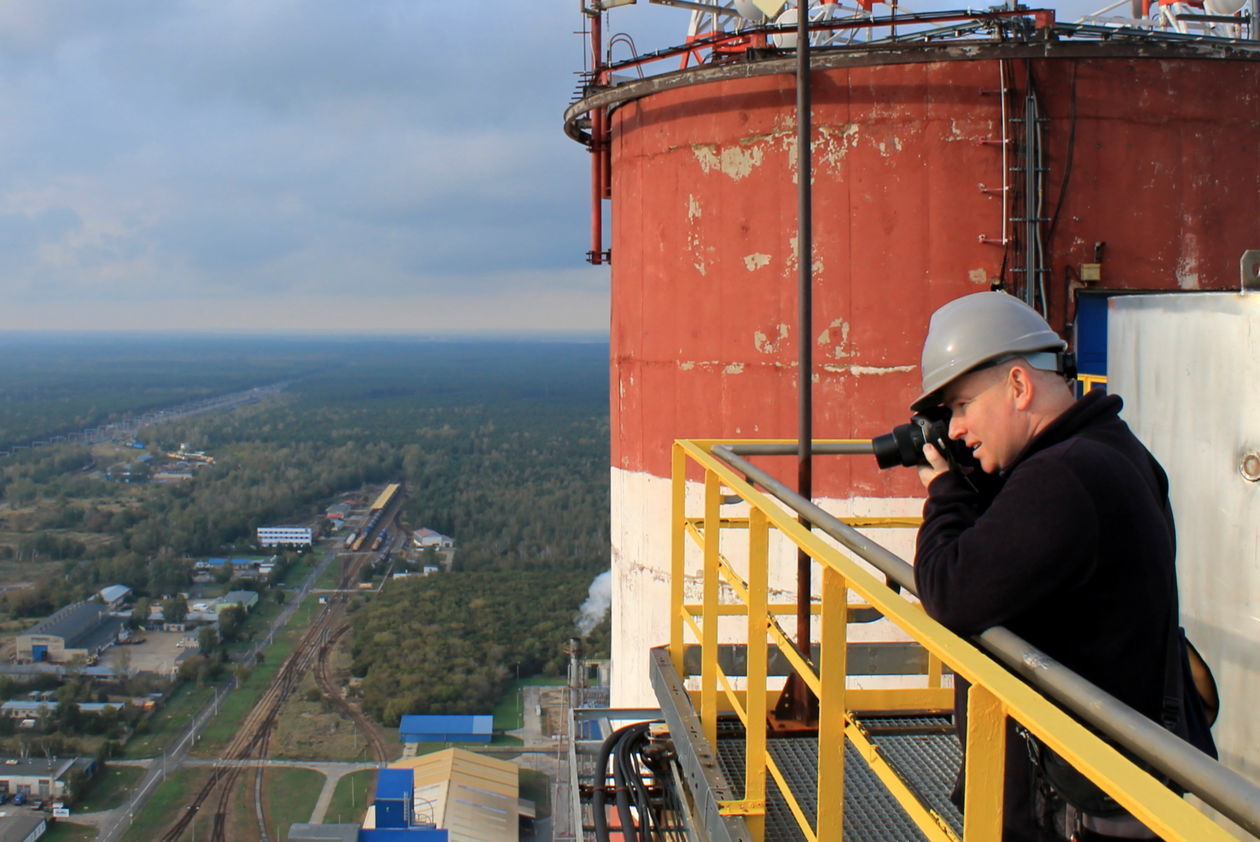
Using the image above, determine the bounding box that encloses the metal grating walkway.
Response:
[713,716,964,841]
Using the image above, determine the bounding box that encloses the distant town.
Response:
[0,336,610,841]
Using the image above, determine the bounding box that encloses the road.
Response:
[93,538,344,842]
[0,382,289,457]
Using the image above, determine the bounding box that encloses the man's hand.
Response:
[917,443,950,488]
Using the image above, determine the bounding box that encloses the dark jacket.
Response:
[915,391,1197,840]
[916,391,1175,722]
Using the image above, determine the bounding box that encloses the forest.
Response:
[0,335,611,715]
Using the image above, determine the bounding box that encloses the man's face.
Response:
[941,366,1020,473]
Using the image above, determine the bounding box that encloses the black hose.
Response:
[613,723,651,841]
[617,723,654,842]
[591,726,620,841]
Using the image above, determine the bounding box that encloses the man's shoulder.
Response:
[1018,427,1149,490]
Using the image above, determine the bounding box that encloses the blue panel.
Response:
[32,646,47,662]
[398,714,493,743]
[399,731,492,744]
[361,829,448,841]
[1075,293,1111,376]
[375,800,407,829]
[375,768,414,800]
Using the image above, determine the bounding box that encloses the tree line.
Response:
[0,338,612,717]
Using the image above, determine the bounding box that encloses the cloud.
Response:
[0,1,614,328]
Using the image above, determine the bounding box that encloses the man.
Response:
[910,291,1214,841]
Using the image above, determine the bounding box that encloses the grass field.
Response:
[43,821,98,842]
[285,596,320,632]
[277,556,316,586]
[325,768,375,826]
[122,683,216,759]
[270,639,398,763]
[261,767,324,840]
[493,675,565,732]
[520,768,551,819]
[315,555,358,590]
[193,633,299,755]
[120,767,211,842]
[224,596,286,657]
[75,765,146,812]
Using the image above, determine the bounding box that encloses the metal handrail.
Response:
[670,437,1257,842]
[712,440,1260,837]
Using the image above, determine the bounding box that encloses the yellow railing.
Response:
[669,438,1237,842]
[1078,373,1108,393]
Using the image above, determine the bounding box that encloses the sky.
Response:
[0,1,1099,334]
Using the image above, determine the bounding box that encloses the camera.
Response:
[872,413,954,469]
[872,408,979,472]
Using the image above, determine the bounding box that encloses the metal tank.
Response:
[566,3,1260,705]
[1109,284,1260,836]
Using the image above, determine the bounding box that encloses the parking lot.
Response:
[102,631,191,676]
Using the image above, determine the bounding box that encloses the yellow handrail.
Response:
[669,438,1237,842]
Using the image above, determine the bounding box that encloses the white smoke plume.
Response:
[576,570,612,636]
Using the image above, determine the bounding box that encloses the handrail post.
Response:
[817,565,848,841]
[745,507,770,842]
[670,442,687,674]
[964,684,1006,841]
[702,469,722,749]
[928,652,944,689]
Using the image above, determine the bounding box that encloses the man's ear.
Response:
[1008,365,1036,411]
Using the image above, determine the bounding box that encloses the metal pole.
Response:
[786,0,817,724]
[588,5,606,265]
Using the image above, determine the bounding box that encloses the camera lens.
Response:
[872,422,926,469]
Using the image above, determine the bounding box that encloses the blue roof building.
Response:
[373,769,414,829]
[398,715,493,744]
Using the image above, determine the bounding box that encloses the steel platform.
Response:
[650,649,964,842]
[714,717,963,842]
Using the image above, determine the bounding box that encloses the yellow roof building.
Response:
[371,748,527,842]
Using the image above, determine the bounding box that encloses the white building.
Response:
[411,528,453,549]
[256,526,312,547]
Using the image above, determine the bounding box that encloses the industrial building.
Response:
[410,529,452,549]
[97,585,132,609]
[218,591,260,613]
[376,750,529,842]
[0,814,47,842]
[16,601,124,664]
[256,525,313,547]
[0,756,96,801]
[398,715,492,745]
[0,700,125,720]
[326,502,354,522]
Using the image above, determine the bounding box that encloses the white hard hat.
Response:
[911,291,1066,412]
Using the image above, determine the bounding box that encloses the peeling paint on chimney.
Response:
[821,363,917,375]
[817,318,853,358]
[785,234,823,275]
[693,142,765,181]
[744,253,771,271]
[815,123,860,174]
[688,194,702,222]
[688,228,707,277]
[1176,234,1202,289]
[754,324,790,354]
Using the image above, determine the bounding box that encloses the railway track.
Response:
[314,623,389,764]
[160,550,373,842]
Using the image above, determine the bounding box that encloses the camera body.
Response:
[872,413,953,469]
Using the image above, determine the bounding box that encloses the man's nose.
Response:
[948,414,965,440]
